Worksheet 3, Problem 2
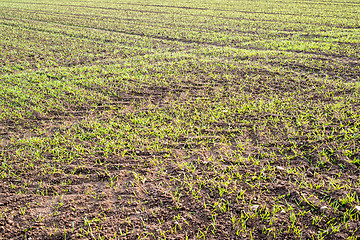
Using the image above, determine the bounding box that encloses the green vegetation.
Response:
[0,0,359,239]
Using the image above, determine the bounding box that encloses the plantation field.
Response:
[0,0,360,239]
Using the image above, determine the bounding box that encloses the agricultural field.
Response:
[0,0,360,239]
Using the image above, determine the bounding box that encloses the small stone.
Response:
[276,166,285,171]
[355,206,360,212]
[280,209,286,214]
[320,206,328,212]
[251,205,259,211]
